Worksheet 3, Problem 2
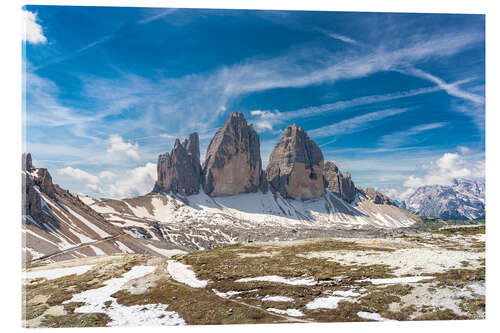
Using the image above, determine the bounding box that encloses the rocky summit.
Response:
[266,124,325,200]
[360,187,396,206]
[323,161,356,203]
[202,112,264,196]
[153,132,201,196]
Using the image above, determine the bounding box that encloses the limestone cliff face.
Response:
[323,161,356,203]
[202,112,264,196]
[153,133,201,196]
[266,124,325,200]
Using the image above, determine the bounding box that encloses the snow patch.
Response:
[236,275,316,286]
[357,311,392,321]
[89,245,106,256]
[468,282,485,296]
[262,295,294,302]
[266,308,304,317]
[78,195,96,206]
[306,296,353,310]
[301,247,483,275]
[212,289,257,299]
[63,205,111,238]
[116,241,134,254]
[146,244,186,258]
[167,261,208,288]
[64,265,184,326]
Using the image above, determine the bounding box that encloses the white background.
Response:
[1,0,498,332]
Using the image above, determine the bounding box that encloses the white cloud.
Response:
[250,110,280,131]
[398,151,484,200]
[57,163,156,199]
[98,170,116,181]
[309,108,408,138]
[457,146,473,155]
[106,134,140,161]
[23,10,47,44]
[107,163,157,198]
[57,167,99,184]
[382,188,400,200]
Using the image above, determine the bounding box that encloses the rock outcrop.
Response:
[22,153,58,218]
[23,153,57,200]
[153,133,201,196]
[202,112,264,196]
[359,187,395,206]
[323,161,356,203]
[266,124,325,200]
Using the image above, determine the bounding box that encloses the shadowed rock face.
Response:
[323,161,356,203]
[359,187,395,206]
[266,124,325,200]
[153,133,201,196]
[202,112,264,196]
[22,153,58,218]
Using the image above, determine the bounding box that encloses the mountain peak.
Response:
[153,132,201,196]
[266,125,325,200]
[323,161,356,203]
[202,112,264,196]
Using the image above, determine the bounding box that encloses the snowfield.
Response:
[87,190,418,231]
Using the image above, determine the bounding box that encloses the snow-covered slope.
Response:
[84,189,418,251]
[403,178,485,220]
[22,163,157,263]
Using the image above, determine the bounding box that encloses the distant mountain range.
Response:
[401,178,485,221]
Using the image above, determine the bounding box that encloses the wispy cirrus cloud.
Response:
[137,8,178,24]
[250,85,446,131]
[402,67,484,104]
[309,108,408,139]
[315,28,358,45]
[378,122,447,148]
[29,29,482,141]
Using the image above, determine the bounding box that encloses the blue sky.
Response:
[23,6,485,199]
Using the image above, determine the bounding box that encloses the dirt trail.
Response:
[29,233,126,264]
